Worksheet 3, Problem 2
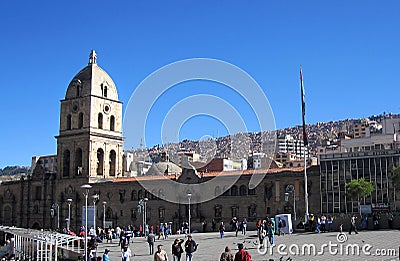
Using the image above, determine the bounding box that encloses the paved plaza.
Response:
[96,229,400,261]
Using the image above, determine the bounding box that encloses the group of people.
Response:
[146,234,197,261]
[307,214,334,233]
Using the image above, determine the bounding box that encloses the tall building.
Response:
[56,50,124,180]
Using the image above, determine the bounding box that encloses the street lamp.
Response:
[187,193,192,234]
[285,185,296,220]
[67,198,72,231]
[144,198,148,235]
[52,203,60,231]
[92,194,99,235]
[102,201,107,230]
[81,184,92,259]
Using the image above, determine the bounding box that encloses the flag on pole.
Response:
[300,66,308,146]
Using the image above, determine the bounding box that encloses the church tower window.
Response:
[98,113,103,129]
[67,114,72,130]
[110,115,115,131]
[109,150,116,176]
[97,148,104,175]
[75,148,83,176]
[104,86,108,97]
[63,150,70,177]
[78,113,84,129]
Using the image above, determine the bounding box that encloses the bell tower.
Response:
[56,50,123,180]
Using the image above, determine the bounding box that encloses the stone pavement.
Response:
[96,230,400,261]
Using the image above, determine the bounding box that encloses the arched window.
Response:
[110,115,115,131]
[214,186,221,196]
[98,113,103,129]
[104,86,108,97]
[76,85,80,97]
[138,190,143,199]
[97,148,104,175]
[231,185,238,196]
[109,150,116,176]
[66,114,72,130]
[131,190,137,201]
[75,148,83,176]
[63,150,70,177]
[78,113,83,129]
[239,185,247,196]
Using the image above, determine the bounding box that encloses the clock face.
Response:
[104,104,111,114]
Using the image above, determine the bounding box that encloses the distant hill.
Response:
[0,166,30,176]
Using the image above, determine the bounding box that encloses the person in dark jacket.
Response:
[184,235,197,261]
[171,238,184,261]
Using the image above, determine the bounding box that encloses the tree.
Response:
[393,166,400,191]
[392,166,400,211]
[346,178,374,215]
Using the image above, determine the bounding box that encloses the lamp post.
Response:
[52,203,60,231]
[102,201,107,230]
[187,193,192,234]
[92,195,99,235]
[144,198,148,235]
[285,185,296,220]
[81,184,92,259]
[67,198,72,231]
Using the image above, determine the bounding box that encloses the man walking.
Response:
[349,215,358,235]
[148,232,156,255]
[184,235,197,261]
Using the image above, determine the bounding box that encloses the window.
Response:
[97,148,104,175]
[239,185,247,196]
[78,113,83,128]
[109,150,116,176]
[75,148,82,176]
[159,207,165,220]
[214,205,222,218]
[104,86,108,97]
[138,190,143,199]
[110,116,115,131]
[231,206,238,218]
[230,185,238,196]
[63,150,70,177]
[131,190,137,201]
[35,186,42,200]
[214,186,221,196]
[98,113,103,129]
[67,114,72,130]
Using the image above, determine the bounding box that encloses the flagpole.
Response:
[300,66,309,223]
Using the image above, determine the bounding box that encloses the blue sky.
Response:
[0,1,399,168]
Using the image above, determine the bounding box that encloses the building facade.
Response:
[0,51,320,232]
[319,150,400,214]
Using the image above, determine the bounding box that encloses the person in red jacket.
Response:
[234,243,252,261]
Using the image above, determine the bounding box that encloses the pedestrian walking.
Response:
[148,232,156,255]
[102,248,110,261]
[184,235,197,261]
[172,239,184,261]
[349,215,358,235]
[219,221,225,238]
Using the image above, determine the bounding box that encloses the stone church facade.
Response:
[0,51,320,232]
